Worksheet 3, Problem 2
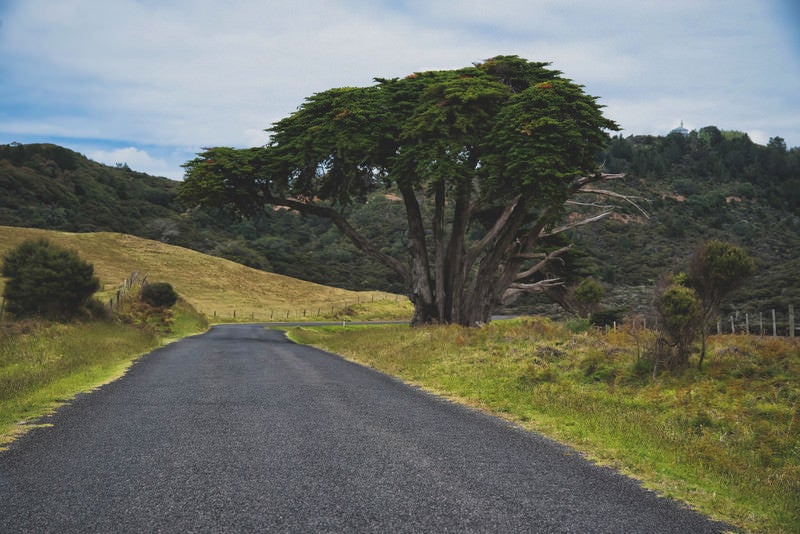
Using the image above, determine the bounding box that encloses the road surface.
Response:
[0,324,732,532]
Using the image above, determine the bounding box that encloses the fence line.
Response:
[201,292,408,323]
[715,304,796,338]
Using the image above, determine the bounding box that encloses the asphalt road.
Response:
[0,324,732,532]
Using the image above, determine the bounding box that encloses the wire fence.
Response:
[199,293,409,323]
[715,304,797,338]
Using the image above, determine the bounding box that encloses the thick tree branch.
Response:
[464,194,522,268]
[266,195,410,284]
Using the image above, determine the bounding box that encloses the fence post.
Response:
[760,312,764,337]
[790,304,795,338]
[717,320,721,335]
[730,316,735,334]
[772,309,777,337]
[745,313,750,335]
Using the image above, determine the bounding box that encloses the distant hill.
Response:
[0,226,403,319]
[0,142,403,293]
[0,143,177,233]
[1,135,798,320]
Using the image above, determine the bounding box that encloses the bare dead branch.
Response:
[578,187,649,218]
[266,195,411,283]
[566,200,615,209]
[502,278,565,302]
[513,245,573,281]
[541,211,614,238]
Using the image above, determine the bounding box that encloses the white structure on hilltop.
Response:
[670,121,689,136]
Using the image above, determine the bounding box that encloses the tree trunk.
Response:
[445,182,471,325]
[433,180,447,322]
[398,181,436,326]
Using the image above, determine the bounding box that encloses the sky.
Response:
[1,0,798,180]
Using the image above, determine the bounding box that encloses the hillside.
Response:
[1,135,798,321]
[0,226,403,319]
[0,142,403,293]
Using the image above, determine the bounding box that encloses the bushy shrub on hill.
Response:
[1,238,100,320]
[139,282,178,308]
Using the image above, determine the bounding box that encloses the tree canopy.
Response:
[180,55,626,325]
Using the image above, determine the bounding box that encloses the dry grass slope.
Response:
[0,226,407,318]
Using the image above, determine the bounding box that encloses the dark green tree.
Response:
[687,240,755,368]
[1,238,100,320]
[180,56,629,326]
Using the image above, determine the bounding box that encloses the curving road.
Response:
[0,324,732,532]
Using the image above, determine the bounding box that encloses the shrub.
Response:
[139,282,178,308]
[1,239,100,320]
[572,277,604,317]
[655,283,701,369]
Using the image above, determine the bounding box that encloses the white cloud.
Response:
[1,0,799,179]
[86,146,187,180]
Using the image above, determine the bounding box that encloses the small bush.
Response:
[139,282,178,308]
[589,308,624,328]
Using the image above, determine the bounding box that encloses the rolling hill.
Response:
[0,226,408,320]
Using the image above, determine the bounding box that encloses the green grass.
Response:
[289,318,800,534]
[0,302,209,449]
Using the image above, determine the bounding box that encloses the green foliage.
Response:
[572,277,604,317]
[139,282,178,308]
[1,239,100,320]
[655,282,701,369]
[687,241,755,367]
[688,241,755,313]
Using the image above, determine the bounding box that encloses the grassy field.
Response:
[289,319,800,533]
[0,226,412,321]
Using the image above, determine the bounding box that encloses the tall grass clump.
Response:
[290,318,799,533]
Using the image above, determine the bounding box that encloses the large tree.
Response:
[180,56,632,326]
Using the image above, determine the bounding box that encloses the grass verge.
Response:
[289,318,800,534]
[0,302,209,449]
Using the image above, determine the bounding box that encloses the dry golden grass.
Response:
[0,226,410,320]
